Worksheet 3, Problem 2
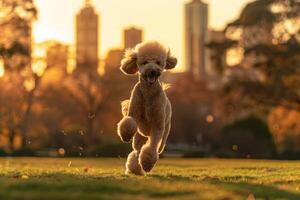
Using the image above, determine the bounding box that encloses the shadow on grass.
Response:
[150,173,300,200]
[0,173,195,200]
[210,180,300,200]
[150,173,193,181]
[2,171,299,200]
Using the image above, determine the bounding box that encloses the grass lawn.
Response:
[0,158,300,200]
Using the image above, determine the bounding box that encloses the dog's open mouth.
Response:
[147,76,157,84]
[142,70,161,85]
[144,71,161,85]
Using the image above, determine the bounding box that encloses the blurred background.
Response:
[0,0,299,159]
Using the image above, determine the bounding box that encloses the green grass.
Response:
[0,158,300,200]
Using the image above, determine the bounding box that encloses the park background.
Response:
[0,0,299,160]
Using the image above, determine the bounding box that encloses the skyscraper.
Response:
[46,41,69,73]
[123,27,143,49]
[76,0,99,71]
[206,30,227,89]
[104,48,124,73]
[184,0,209,80]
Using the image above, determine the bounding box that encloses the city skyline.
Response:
[76,0,99,70]
[124,27,143,49]
[33,0,253,70]
[185,0,209,79]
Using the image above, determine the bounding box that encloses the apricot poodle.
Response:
[117,41,177,175]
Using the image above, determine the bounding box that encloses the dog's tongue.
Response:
[147,76,156,84]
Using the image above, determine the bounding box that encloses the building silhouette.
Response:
[76,0,99,71]
[205,30,227,89]
[46,41,69,73]
[104,26,143,73]
[104,48,124,73]
[184,0,209,80]
[123,27,143,49]
[33,40,69,85]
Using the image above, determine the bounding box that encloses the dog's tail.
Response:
[121,99,130,116]
[161,82,171,91]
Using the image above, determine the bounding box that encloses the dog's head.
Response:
[120,41,177,85]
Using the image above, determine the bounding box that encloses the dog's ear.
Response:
[165,50,177,70]
[120,49,138,75]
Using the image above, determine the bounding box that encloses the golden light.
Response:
[21,175,29,180]
[0,59,5,78]
[33,45,47,58]
[32,59,47,77]
[206,115,214,123]
[67,58,76,74]
[97,65,104,76]
[58,148,66,156]
[232,144,238,151]
[284,20,297,35]
[24,78,35,92]
[227,47,244,66]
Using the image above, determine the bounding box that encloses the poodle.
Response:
[117,41,177,175]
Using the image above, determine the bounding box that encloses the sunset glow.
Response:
[0,60,4,78]
[0,0,299,196]
[33,0,252,69]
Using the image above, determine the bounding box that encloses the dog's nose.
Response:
[148,70,161,77]
[149,70,156,77]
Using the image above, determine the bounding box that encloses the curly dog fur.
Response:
[117,41,177,175]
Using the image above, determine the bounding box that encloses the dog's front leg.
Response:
[139,112,165,172]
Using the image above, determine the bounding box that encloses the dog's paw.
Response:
[117,116,137,142]
[125,151,145,176]
[139,145,158,172]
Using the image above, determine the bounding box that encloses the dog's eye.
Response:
[156,61,161,65]
[142,61,148,65]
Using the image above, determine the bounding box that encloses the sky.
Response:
[33,0,253,68]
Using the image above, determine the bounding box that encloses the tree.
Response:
[219,115,276,158]
[206,38,237,75]
[0,0,37,71]
[207,0,300,157]
[219,0,300,118]
[167,73,220,147]
[0,74,25,151]
[64,69,104,146]
[20,41,68,149]
[0,0,37,151]
[268,106,300,153]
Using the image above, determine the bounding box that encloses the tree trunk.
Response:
[21,76,40,149]
[8,128,16,153]
[86,117,95,146]
[21,90,34,149]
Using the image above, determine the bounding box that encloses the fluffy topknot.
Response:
[135,41,168,60]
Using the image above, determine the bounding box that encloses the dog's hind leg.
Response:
[125,133,148,175]
[133,133,148,151]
